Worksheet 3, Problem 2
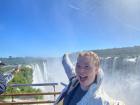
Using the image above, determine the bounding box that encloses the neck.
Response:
[80,85,89,91]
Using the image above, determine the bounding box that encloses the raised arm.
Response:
[62,53,75,81]
[4,65,20,83]
[0,73,6,94]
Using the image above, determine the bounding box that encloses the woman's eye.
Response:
[84,66,90,70]
[85,65,89,68]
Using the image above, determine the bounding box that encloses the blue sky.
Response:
[0,0,140,57]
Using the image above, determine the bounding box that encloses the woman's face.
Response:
[76,55,98,90]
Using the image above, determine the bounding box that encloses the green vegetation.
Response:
[1,46,140,64]
[4,67,42,99]
[0,45,140,100]
[0,66,13,73]
[0,57,47,65]
[92,45,140,57]
[70,46,140,60]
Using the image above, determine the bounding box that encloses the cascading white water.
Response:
[31,62,50,92]
[31,59,68,101]
[43,62,48,82]
[31,62,54,101]
[31,56,140,105]
[101,56,140,105]
[112,57,118,73]
[136,56,140,72]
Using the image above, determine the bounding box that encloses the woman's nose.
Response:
[78,67,86,74]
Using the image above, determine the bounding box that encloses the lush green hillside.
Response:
[1,46,140,65]
[1,67,42,99]
[69,46,140,60]
[0,57,47,65]
[93,46,140,57]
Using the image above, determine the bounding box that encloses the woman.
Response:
[55,51,125,105]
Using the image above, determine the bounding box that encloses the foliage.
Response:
[4,67,42,99]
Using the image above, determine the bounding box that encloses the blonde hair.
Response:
[78,51,100,67]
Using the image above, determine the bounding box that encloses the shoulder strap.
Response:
[67,77,79,94]
[56,77,79,104]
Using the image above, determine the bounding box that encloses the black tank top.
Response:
[64,84,87,105]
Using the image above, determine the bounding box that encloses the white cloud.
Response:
[68,4,80,10]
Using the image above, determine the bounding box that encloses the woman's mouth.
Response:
[79,75,88,82]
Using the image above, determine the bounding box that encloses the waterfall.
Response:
[31,58,68,100]
[136,56,140,73]
[31,56,140,105]
[31,62,49,91]
[112,57,118,73]
[100,56,140,105]
[43,62,48,82]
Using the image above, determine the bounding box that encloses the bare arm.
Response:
[62,53,76,81]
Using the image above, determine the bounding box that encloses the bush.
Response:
[5,67,43,99]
